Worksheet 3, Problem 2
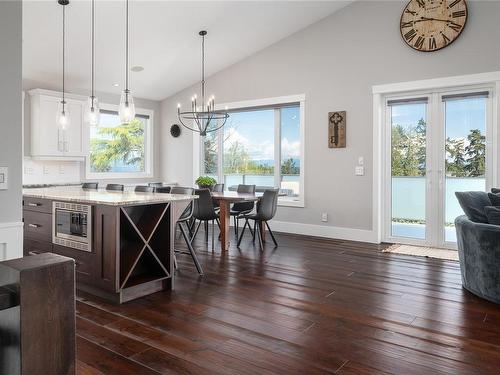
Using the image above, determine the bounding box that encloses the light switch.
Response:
[358,156,364,166]
[355,166,364,176]
[0,167,8,190]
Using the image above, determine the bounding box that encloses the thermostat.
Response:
[0,167,8,190]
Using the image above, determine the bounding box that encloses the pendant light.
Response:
[118,0,135,123]
[177,31,229,137]
[85,0,100,126]
[57,0,70,131]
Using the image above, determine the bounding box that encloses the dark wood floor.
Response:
[76,228,500,375]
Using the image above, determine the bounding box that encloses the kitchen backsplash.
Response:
[23,158,81,185]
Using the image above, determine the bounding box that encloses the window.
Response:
[86,104,153,179]
[200,96,304,206]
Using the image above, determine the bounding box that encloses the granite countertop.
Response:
[22,186,195,206]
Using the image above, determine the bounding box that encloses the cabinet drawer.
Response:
[23,210,52,241]
[52,245,92,277]
[24,238,52,256]
[23,197,52,213]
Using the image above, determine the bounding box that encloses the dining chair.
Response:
[148,182,164,188]
[170,187,203,274]
[191,189,221,251]
[237,189,279,250]
[212,183,224,210]
[134,185,155,193]
[106,184,124,191]
[155,186,171,193]
[82,182,98,190]
[230,184,256,237]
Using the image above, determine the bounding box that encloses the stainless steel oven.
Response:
[52,201,92,252]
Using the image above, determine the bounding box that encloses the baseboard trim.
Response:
[268,220,378,244]
[0,221,24,260]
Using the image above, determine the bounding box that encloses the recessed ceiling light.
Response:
[113,83,119,87]
[131,66,144,72]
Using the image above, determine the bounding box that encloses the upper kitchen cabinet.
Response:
[28,89,85,159]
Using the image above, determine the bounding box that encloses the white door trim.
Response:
[373,71,500,247]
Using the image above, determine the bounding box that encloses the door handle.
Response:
[28,223,40,228]
[27,202,41,207]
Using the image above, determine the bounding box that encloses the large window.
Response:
[86,105,153,179]
[200,96,304,206]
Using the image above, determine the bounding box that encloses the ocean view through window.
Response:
[201,97,304,206]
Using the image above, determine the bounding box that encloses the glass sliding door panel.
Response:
[390,101,427,239]
[444,95,487,242]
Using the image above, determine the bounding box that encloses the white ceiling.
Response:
[23,1,350,101]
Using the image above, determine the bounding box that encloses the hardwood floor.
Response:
[76,228,500,374]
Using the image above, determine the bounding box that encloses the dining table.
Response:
[210,191,264,251]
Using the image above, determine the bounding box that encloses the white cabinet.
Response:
[29,89,85,159]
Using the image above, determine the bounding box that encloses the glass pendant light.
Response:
[85,0,100,126]
[57,0,70,131]
[118,0,135,123]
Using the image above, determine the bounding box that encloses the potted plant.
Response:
[195,176,217,190]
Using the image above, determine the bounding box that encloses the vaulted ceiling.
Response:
[23,1,351,101]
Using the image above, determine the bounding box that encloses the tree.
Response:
[446,137,467,177]
[465,129,486,177]
[90,119,145,172]
[281,158,299,175]
[203,132,218,174]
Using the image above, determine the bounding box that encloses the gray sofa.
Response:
[455,215,500,304]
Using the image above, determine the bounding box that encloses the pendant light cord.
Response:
[91,0,95,105]
[125,0,129,99]
[62,4,66,110]
[201,33,205,105]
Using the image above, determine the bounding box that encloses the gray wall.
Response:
[160,1,500,232]
[0,0,22,223]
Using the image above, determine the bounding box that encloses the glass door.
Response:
[441,91,490,246]
[385,88,493,248]
[387,98,429,243]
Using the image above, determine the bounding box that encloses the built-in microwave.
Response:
[52,201,92,252]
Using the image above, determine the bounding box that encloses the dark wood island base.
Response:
[22,188,193,304]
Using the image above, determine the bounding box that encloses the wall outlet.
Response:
[321,212,328,222]
[355,166,364,176]
[24,166,34,175]
[43,165,50,174]
[59,165,65,174]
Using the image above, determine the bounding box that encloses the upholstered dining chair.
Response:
[134,185,155,193]
[191,189,221,251]
[155,186,171,193]
[237,189,279,250]
[106,183,124,191]
[82,182,98,190]
[170,186,203,274]
[230,184,256,237]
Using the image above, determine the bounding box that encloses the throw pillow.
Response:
[488,192,500,207]
[455,191,491,223]
[485,206,500,226]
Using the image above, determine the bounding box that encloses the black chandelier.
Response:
[177,31,229,136]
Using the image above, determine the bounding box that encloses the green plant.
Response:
[195,176,217,187]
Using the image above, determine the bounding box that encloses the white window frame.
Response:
[373,71,500,245]
[193,94,306,207]
[85,102,154,180]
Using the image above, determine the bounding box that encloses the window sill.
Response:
[278,198,304,208]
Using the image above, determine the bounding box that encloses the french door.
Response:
[384,86,494,249]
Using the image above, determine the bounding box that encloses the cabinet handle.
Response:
[28,223,40,228]
[27,202,41,207]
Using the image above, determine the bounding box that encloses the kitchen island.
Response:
[22,187,194,303]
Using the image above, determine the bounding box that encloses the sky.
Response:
[223,106,301,161]
[391,97,486,139]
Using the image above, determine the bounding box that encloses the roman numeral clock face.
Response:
[400,0,468,52]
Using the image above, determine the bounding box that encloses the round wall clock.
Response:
[170,124,181,138]
[400,0,468,52]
